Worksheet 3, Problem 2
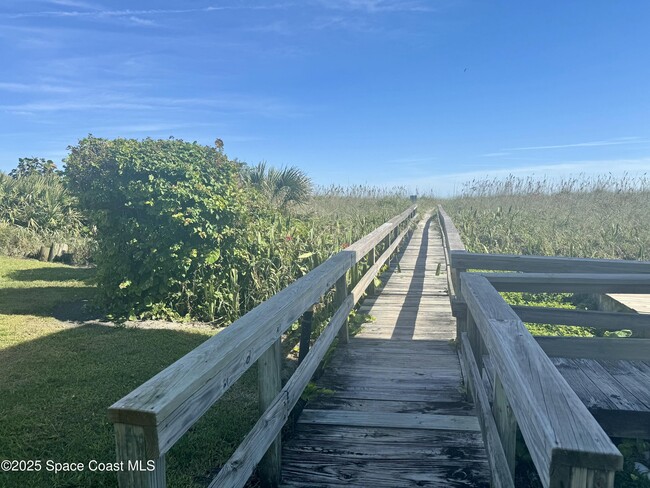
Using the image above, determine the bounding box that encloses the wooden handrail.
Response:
[436,206,467,320]
[437,205,466,253]
[108,205,418,488]
[451,251,650,274]
[511,305,650,337]
[535,336,650,361]
[480,272,650,293]
[461,273,622,488]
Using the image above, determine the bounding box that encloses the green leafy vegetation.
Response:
[0,170,90,262]
[244,161,312,210]
[65,135,263,322]
[64,136,414,323]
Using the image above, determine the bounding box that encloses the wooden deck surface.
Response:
[280,216,491,487]
[605,293,650,313]
[552,356,650,439]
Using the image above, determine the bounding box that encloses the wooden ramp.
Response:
[281,217,491,487]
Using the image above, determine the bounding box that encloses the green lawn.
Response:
[0,256,258,487]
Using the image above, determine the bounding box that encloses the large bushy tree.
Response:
[65,135,258,321]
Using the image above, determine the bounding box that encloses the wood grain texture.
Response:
[536,336,650,361]
[452,252,650,274]
[298,409,480,431]
[461,274,622,488]
[551,357,650,439]
[460,333,515,488]
[282,424,490,487]
[258,339,282,487]
[512,305,650,337]
[210,294,355,487]
[480,272,650,293]
[114,423,166,488]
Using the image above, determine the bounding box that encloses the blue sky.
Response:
[1,0,649,194]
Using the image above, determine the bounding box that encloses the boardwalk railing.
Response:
[437,205,633,488]
[108,205,418,488]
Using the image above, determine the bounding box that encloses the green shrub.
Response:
[65,136,262,321]
[0,172,91,263]
[0,172,83,234]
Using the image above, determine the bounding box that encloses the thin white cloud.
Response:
[480,152,510,157]
[1,93,304,118]
[127,16,156,27]
[319,0,433,13]
[5,4,293,20]
[504,137,647,151]
[0,82,71,93]
[46,0,100,8]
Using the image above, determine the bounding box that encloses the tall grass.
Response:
[444,174,649,260]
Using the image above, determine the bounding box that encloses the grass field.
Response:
[0,256,261,488]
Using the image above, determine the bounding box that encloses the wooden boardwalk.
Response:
[281,216,491,487]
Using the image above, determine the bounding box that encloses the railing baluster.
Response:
[335,274,349,343]
[298,305,315,364]
[367,247,376,295]
[492,376,517,480]
[258,339,282,487]
[114,424,166,488]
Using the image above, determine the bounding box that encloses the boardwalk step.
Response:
[298,409,481,432]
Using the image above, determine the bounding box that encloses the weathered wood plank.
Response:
[281,456,489,487]
[209,294,355,487]
[551,357,650,439]
[536,336,650,361]
[512,305,650,337]
[461,274,622,487]
[452,252,650,274]
[257,339,282,487]
[460,333,515,488]
[481,272,650,294]
[306,397,475,415]
[492,376,517,480]
[281,426,489,488]
[114,423,166,488]
[437,206,466,252]
[298,409,480,431]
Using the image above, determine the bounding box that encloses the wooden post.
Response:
[114,423,166,487]
[38,246,49,262]
[258,339,282,487]
[351,263,359,289]
[368,247,376,295]
[385,233,392,266]
[467,318,485,373]
[298,306,314,364]
[451,267,466,301]
[335,274,349,344]
[493,376,517,480]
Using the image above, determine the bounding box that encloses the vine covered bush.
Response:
[65,136,266,321]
